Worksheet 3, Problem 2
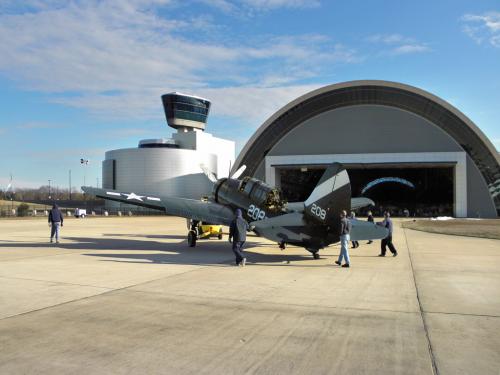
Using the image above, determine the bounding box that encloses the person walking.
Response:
[48,203,64,243]
[366,210,374,244]
[229,208,249,266]
[335,210,351,268]
[350,211,359,248]
[378,211,398,257]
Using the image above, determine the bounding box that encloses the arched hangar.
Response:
[233,80,500,218]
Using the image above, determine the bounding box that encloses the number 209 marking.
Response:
[311,203,326,220]
[248,204,266,221]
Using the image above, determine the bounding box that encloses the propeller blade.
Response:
[200,164,217,183]
[230,165,246,179]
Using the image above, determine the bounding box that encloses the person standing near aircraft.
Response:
[335,210,351,268]
[378,211,398,257]
[366,211,374,244]
[350,211,359,248]
[48,203,64,243]
[229,208,249,266]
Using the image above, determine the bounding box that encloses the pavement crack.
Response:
[404,226,440,375]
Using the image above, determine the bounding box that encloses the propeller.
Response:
[230,165,246,180]
[200,163,247,183]
[199,164,217,183]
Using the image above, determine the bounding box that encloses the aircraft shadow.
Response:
[0,236,334,267]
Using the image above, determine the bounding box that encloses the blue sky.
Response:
[0,0,499,190]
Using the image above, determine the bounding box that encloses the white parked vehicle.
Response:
[74,208,87,218]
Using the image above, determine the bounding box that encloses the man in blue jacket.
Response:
[229,208,249,266]
[48,204,64,243]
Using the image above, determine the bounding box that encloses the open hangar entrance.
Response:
[277,163,454,217]
[264,152,468,217]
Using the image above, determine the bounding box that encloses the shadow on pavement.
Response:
[0,236,325,267]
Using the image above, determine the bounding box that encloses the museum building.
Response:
[102,93,235,210]
[233,81,500,218]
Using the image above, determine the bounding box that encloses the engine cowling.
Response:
[213,177,285,212]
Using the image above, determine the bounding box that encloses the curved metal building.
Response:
[233,80,500,218]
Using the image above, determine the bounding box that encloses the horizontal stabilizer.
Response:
[350,220,388,241]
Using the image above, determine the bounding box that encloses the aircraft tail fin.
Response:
[304,163,351,225]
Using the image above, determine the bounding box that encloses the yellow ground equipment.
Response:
[198,223,223,240]
[187,220,223,247]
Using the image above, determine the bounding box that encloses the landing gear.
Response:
[313,252,320,259]
[188,230,197,247]
[218,228,223,240]
[279,241,286,250]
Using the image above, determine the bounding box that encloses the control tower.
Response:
[161,92,211,132]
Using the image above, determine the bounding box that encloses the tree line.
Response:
[0,185,99,202]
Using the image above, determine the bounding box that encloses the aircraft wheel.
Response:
[279,241,286,250]
[218,228,223,240]
[313,252,320,259]
[188,230,197,247]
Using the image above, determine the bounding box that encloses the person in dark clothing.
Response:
[48,204,64,243]
[229,208,249,266]
[335,210,351,268]
[377,211,398,257]
[366,211,374,244]
[350,212,359,248]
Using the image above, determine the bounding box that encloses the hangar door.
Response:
[278,163,454,217]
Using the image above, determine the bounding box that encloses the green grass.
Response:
[402,219,500,240]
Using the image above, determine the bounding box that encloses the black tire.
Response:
[218,228,223,240]
[188,230,197,247]
[313,252,320,259]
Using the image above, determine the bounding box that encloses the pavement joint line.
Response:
[0,275,115,291]
[404,226,440,375]
[122,287,421,316]
[402,227,500,241]
[423,310,500,319]
[0,260,233,322]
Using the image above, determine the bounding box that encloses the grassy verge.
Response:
[402,219,500,240]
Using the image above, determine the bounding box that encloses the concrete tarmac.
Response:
[0,216,499,374]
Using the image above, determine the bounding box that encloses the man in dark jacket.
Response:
[229,208,249,266]
[378,211,398,257]
[48,204,64,243]
[366,210,374,244]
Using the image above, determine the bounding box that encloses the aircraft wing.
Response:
[350,220,388,241]
[82,186,235,226]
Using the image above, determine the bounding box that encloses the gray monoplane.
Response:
[82,163,388,259]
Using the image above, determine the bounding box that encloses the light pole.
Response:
[48,179,51,200]
[80,158,89,189]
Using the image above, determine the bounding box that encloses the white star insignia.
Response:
[123,192,145,201]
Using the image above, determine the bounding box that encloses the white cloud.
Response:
[0,1,356,122]
[242,0,320,10]
[198,0,319,14]
[391,44,430,55]
[462,11,500,48]
[367,33,430,55]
